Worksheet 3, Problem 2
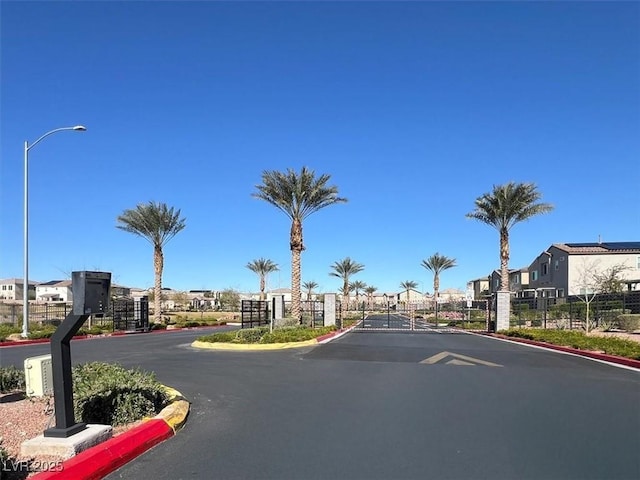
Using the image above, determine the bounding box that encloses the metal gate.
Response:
[112,297,149,332]
[241,300,270,328]
[352,303,464,333]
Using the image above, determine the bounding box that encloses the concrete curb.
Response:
[479,332,640,369]
[191,325,355,351]
[31,387,190,479]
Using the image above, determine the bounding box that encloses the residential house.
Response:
[0,278,37,302]
[397,288,424,307]
[438,288,466,303]
[528,242,640,298]
[36,280,73,302]
[469,277,490,300]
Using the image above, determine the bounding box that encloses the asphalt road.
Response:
[1,325,639,480]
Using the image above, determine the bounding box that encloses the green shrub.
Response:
[0,324,20,342]
[617,314,640,332]
[72,362,168,426]
[501,328,640,360]
[150,323,167,331]
[260,326,335,343]
[197,326,337,344]
[28,327,57,340]
[0,366,25,393]
[181,321,201,328]
[199,331,236,343]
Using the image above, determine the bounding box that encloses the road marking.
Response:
[420,351,502,367]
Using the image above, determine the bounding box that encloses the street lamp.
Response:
[22,126,86,337]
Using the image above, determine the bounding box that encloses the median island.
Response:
[192,325,338,350]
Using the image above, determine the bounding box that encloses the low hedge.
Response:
[501,328,640,360]
[72,362,169,426]
[198,325,337,344]
[617,314,640,332]
[0,366,25,393]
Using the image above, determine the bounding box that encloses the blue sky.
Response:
[1,1,639,295]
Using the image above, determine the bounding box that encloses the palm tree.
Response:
[246,258,279,301]
[330,257,364,315]
[399,280,419,309]
[364,285,377,307]
[350,280,367,310]
[116,201,186,323]
[466,182,553,292]
[253,167,347,321]
[421,253,457,312]
[302,280,319,301]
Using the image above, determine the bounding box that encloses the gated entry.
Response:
[353,311,436,332]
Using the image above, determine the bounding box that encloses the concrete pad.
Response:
[21,424,113,460]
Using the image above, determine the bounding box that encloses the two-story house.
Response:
[528,242,640,298]
[35,280,73,302]
[0,278,37,302]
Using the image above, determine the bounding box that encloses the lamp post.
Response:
[22,126,86,338]
[383,293,390,328]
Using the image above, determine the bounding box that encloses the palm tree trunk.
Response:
[291,249,302,321]
[434,274,440,321]
[342,280,349,317]
[290,218,304,322]
[153,245,163,324]
[500,228,510,291]
[260,276,265,301]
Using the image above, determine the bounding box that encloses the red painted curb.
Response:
[490,334,640,369]
[31,419,173,480]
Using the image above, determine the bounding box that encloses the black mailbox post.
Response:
[44,271,111,438]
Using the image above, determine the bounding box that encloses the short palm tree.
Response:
[399,280,419,309]
[302,280,319,301]
[116,201,186,323]
[330,257,364,315]
[350,280,367,309]
[246,258,279,301]
[466,182,553,291]
[421,253,457,313]
[364,285,377,307]
[253,167,347,321]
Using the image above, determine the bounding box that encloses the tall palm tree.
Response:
[253,167,347,321]
[364,285,377,307]
[466,182,553,291]
[421,253,457,311]
[330,257,364,315]
[246,258,279,301]
[399,280,419,309]
[350,280,367,310]
[302,280,319,301]
[116,201,186,323]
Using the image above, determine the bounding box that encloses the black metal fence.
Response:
[241,300,270,328]
[504,291,640,329]
[0,298,150,332]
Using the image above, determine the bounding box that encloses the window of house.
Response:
[558,289,565,298]
[1,285,5,290]
[8,285,12,290]
[554,260,559,270]
[542,263,549,275]
[494,279,499,289]
[513,274,519,284]
[637,256,640,269]
[532,270,538,281]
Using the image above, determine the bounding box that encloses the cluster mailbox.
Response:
[72,271,111,315]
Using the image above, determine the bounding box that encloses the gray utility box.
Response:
[72,271,111,315]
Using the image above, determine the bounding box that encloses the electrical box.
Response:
[24,354,53,397]
[72,271,111,315]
